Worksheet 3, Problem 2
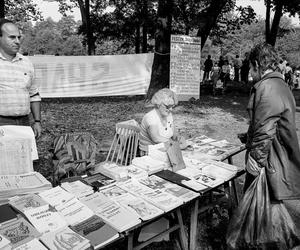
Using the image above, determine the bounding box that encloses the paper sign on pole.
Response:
[169,35,201,101]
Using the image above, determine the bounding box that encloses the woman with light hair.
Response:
[139,88,178,154]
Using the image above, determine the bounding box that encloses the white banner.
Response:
[29,53,154,98]
[170,35,201,101]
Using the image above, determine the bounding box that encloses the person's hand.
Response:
[246,154,261,176]
[171,133,179,141]
[32,122,42,139]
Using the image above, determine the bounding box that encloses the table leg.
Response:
[127,232,134,250]
[189,199,199,250]
[176,208,188,250]
[227,156,233,165]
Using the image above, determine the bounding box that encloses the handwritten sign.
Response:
[170,35,201,101]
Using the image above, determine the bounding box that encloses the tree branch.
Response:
[196,0,228,49]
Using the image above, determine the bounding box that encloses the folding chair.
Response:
[106,122,140,166]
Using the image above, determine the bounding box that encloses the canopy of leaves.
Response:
[21,17,85,55]
[4,0,43,22]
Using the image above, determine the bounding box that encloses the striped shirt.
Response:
[0,52,41,116]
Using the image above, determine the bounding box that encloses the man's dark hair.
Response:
[0,18,13,36]
[249,43,279,72]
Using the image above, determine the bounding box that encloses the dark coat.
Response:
[246,71,300,200]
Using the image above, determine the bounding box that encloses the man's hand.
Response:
[246,154,261,176]
[32,122,42,139]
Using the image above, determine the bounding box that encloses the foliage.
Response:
[210,4,257,45]
[2,0,43,21]
[276,27,300,67]
[20,16,85,55]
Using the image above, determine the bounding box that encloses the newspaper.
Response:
[0,125,38,160]
[0,138,33,175]
[0,172,51,191]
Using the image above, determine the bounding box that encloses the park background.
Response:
[2,0,300,249]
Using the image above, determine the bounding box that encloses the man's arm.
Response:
[30,101,42,138]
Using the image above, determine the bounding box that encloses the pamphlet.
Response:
[0,138,32,175]
[0,125,38,160]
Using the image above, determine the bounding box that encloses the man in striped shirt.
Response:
[0,19,41,138]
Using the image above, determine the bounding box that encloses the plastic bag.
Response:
[226,168,300,249]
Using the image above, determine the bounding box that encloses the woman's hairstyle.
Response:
[248,43,279,72]
[151,88,178,107]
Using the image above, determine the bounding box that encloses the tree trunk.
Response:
[265,0,271,41]
[196,0,228,49]
[135,24,141,53]
[266,0,283,46]
[142,0,148,53]
[146,0,173,100]
[0,0,4,18]
[85,0,95,55]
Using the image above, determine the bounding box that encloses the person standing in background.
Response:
[202,55,213,82]
[0,18,42,138]
[241,52,250,84]
[233,55,242,82]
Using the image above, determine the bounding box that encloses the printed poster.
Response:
[170,35,201,101]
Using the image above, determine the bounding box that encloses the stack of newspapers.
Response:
[0,172,52,203]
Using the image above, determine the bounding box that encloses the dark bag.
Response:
[226,168,300,249]
[51,132,99,183]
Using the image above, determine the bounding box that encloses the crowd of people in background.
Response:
[201,52,300,93]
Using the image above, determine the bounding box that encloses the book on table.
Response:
[9,194,48,213]
[186,135,216,147]
[122,164,149,180]
[166,140,186,172]
[92,162,129,181]
[183,137,243,161]
[0,203,19,225]
[138,175,199,203]
[177,167,224,188]
[0,172,52,202]
[13,238,47,250]
[131,155,168,175]
[182,144,227,161]
[55,197,95,226]
[182,158,238,181]
[80,192,141,232]
[70,214,119,249]
[60,180,94,199]
[0,233,11,250]
[38,186,75,207]
[0,216,41,248]
[83,172,116,191]
[155,169,208,192]
[99,184,164,221]
[208,139,243,152]
[23,205,68,234]
[40,226,90,250]
[118,178,183,212]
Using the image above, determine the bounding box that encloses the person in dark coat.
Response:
[240,52,250,83]
[202,55,213,82]
[244,43,300,229]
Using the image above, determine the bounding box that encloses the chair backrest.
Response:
[106,123,140,166]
